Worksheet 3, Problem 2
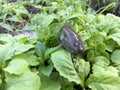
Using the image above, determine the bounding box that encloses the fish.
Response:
[60,24,84,54]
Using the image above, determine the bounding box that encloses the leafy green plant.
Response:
[0,0,120,90]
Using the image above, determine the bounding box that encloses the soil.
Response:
[90,0,120,16]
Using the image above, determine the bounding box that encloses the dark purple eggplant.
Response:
[60,24,84,54]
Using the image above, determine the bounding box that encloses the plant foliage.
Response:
[0,0,120,90]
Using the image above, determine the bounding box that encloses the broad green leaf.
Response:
[75,59,90,87]
[39,75,61,90]
[0,23,13,31]
[101,51,110,59]
[44,46,60,59]
[0,34,13,43]
[35,42,46,58]
[2,42,34,60]
[0,42,34,68]
[88,31,104,45]
[4,59,29,75]
[7,16,21,22]
[86,65,120,90]
[93,56,110,67]
[87,50,95,62]
[24,54,39,66]
[13,35,28,43]
[27,35,38,44]
[0,78,2,84]
[111,49,120,65]
[115,65,120,76]
[65,14,81,21]
[95,43,106,54]
[36,26,50,40]
[105,39,116,52]
[96,14,120,33]
[6,72,40,90]
[109,33,120,46]
[13,52,39,66]
[41,64,53,76]
[31,14,55,26]
[51,48,81,84]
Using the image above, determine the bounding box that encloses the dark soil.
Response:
[24,5,40,14]
[90,0,120,16]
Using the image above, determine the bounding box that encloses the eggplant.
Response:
[60,24,84,54]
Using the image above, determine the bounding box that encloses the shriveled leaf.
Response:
[6,72,40,90]
[4,59,29,75]
[51,48,81,84]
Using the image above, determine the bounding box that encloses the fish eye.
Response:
[73,43,79,46]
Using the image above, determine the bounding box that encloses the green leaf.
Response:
[51,48,81,84]
[101,51,110,59]
[65,14,81,21]
[7,16,21,22]
[31,14,55,26]
[75,59,90,87]
[105,39,117,52]
[0,23,13,31]
[24,54,39,66]
[13,35,28,43]
[86,65,120,90]
[35,42,46,58]
[89,31,104,45]
[6,72,40,90]
[13,52,39,66]
[93,56,110,67]
[41,64,53,76]
[39,75,61,90]
[95,43,106,54]
[0,78,2,85]
[87,50,95,62]
[0,42,34,68]
[0,34,13,43]
[4,59,29,75]
[44,46,60,59]
[109,33,120,46]
[96,14,120,33]
[111,49,120,65]
[115,65,120,76]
